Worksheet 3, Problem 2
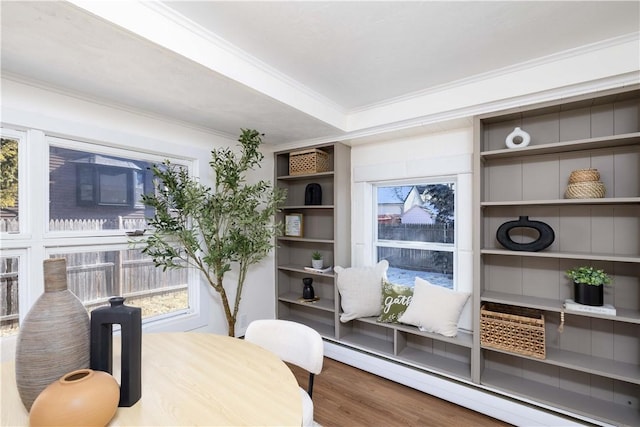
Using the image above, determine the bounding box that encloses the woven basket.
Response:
[568,168,600,183]
[480,303,546,359]
[565,181,606,199]
[289,149,330,175]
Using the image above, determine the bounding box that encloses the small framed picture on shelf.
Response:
[284,213,303,237]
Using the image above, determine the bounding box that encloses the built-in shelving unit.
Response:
[473,86,640,426]
[274,143,351,339]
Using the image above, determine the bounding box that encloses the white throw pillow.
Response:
[335,260,388,323]
[398,277,470,337]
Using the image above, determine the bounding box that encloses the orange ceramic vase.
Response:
[29,369,120,427]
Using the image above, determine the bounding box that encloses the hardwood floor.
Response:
[289,357,512,427]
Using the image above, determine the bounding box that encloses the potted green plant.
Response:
[565,266,611,306]
[311,251,323,269]
[139,129,286,336]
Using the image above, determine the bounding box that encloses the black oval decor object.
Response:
[496,216,555,252]
[304,183,322,205]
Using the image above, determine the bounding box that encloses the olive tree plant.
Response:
[140,129,285,336]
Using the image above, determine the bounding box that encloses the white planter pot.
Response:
[311,259,323,269]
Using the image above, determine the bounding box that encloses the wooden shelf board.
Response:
[277,171,334,180]
[277,264,335,278]
[278,292,335,312]
[481,197,640,206]
[481,249,640,263]
[481,291,640,324]
[480,132,640,159]
[481,368,640,427]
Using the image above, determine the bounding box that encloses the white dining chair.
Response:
[245,319,323,427]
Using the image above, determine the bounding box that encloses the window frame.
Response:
[0,128,28,238]
[0,128,206,336]
[372,177,458,289]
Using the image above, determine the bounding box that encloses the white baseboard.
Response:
[324,341,612,427]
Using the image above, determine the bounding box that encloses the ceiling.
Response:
[1,1,639,145]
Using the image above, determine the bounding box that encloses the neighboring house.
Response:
[49,147,153,229]
[377,186,412,216]
[378,185,438,224]
[400,205,436,224]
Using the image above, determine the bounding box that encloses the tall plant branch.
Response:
[139,129,285,336]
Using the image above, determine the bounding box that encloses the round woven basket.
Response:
[565,181,605,199]
[568,168,600,183]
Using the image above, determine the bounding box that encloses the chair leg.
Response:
[307,373,315,399]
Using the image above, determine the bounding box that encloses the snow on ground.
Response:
[386,267,453,289]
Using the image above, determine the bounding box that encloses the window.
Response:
[375,182,455,288]
[0,129,202,336]
[1,130,24,234]
[74,155,144,207]
[0,256,20,336]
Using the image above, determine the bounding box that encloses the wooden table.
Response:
[1,332,302,426]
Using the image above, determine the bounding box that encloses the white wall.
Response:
[0,78,276,340]
[350,126,474,329]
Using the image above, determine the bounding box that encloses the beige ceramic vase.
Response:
[15,258,91,410]
[29,368,120,426]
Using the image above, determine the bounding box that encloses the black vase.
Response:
[304,183,322,205]
[496,216,555,252]
[574,282,603,306]
[302,277,315,299]
[90,296,142,407]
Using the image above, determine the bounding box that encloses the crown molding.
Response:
[350,33,640,115]
[281,72,640,150]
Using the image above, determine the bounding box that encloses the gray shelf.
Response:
[481,248,640,263]
[356,316,474,348]
[397,346,471,380]
[482,345,640,385]
[282,205,334,210]
[277,171,334,180]
[278,237,334,244]
[480,132,640,159]
[280,313,335,337]
[481,290,640,324]
[277,264,335,278]
[481,369,640,427]
[340,330,395,356]
[278,291,335,313]
[481,197,640,206]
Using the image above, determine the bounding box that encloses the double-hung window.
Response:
[374,181,456,289]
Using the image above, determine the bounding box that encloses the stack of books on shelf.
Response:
[564,299,616,316]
